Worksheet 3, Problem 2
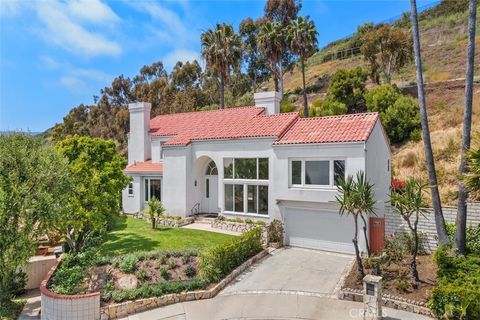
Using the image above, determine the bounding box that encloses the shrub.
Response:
[280,99,296,113]
[365,84,400,114]
[168,259,178,270]
[184,265,197,278]
[160,267,170,280]
[384,229,427,262]
[200,227,263,283]
[429,247,480,319]
[393,278,411,293]
[382,95,421,143]
[118,254,139,273]
[135,268,148,281]
[268,219,284,243]
[309,98,347,117]
[446,223,480,254]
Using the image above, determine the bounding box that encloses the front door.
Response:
[370,217,385,254]
[204,176,218,213]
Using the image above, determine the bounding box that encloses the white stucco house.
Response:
[122,91,391,254]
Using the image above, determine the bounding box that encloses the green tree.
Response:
[56,136,130,252]
[0,134,71,308]
[201,23,242,109]
[361,25,413,84]
[326,67,369,113]
[239,17,271,93]
[336,171,376,277]
[390,179,429,286]
[257,21,284,92]
[146,197,165,229]
[287,16,318,117]
[365,85,421,143]
[309,98,347,117]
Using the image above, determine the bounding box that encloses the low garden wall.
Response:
[100,249,269,319]
[24,255,57,290]
[40,256,101,320]
[156,216,194,228]
[211,220,268,242]
[339,287,432,317]
[385,202,480,251]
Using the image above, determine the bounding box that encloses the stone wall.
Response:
[385,202,480,251]
[211,220,268,242]
[40,257,101,320]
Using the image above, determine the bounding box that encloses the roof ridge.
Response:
[299,112,378,121]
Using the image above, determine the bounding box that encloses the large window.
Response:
[223,158,269,215]
[290,159,345,187]
[144,178,161,201]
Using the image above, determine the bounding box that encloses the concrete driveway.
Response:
[120,248,432,320]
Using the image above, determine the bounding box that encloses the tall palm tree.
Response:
[287,16,318,117]
[455,0,477,255]
[201,23,242,109]
[409,0,449,246]
[257,21,284,93]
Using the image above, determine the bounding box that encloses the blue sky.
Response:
[0,0,433,132]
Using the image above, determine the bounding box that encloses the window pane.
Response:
[234,185,244,212]
[225,184,233,211]
[224,158,233,179]
[206,178,210,198]
[235,158,257,179]
[258,186,268,215]
[305,161,330,185]
[258,158,269,180]
[150,179,161,201]
[128,183,133,195]
[292,161,302,185]
[334,160,346,186]
[144,179,149,201]
[247,185,257,213]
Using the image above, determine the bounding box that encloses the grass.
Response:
[100,215,235,256]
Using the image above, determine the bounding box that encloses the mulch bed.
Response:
[343,255,437,303]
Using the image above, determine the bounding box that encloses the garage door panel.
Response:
[285,208,355,254]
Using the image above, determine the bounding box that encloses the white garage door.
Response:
[285,207,355,254]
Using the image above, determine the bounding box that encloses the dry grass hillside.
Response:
[280,6,480,205]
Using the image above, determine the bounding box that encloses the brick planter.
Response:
[101,249,269,319]
[40,256,101,320]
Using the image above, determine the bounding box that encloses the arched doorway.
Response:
[203,160,218,213]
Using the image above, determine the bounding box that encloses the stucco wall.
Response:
[24,255,57,290]
[385,202,480,251]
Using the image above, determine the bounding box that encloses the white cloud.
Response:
[35,0,121,57]
[162,49,200,71]
[0,0,30,16]
[67,0,120,25]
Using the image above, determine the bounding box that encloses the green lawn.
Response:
[100,215,235,255]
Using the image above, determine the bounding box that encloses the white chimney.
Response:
[254,91,282,115]
[128,102,151,165]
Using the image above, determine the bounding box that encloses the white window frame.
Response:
[128,182,134,197]
[223,157,269,216]
[289,158,346,189]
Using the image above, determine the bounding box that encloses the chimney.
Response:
[254,91,282,115]
[128,102,151,164]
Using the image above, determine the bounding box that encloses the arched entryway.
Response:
[202,160,218,213]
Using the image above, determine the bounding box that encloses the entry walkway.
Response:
[181,222,241,236]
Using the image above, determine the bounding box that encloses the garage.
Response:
[284,207,355,254]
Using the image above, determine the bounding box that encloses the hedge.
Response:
[199,227,263,283]
[429,247,480,319]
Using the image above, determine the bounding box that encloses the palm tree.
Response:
[257,21,284,92]
[409,0,449,246]
[455,0,477,255]
[201,23,242,109]
[336,171,376,277]
[287,16,318,117]
[390,179,429,287]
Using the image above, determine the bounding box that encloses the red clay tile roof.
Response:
[274,113,379,145]
[149,107,299,146]
[124,160,163,174]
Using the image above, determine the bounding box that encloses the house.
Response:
[122,91,391,254]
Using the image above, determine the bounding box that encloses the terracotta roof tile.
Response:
[274,113,379,145]
[149,107,299,146]
[124,160,163,173]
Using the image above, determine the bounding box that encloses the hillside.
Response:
[280,4,480,205]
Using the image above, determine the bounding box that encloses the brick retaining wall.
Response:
[385,202,480,251]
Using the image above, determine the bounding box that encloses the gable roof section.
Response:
[149,107,299,146]
[124,160,163,174]
[274,113,379,145]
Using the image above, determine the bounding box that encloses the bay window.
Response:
[290,159,345,187]
[223,158,269,215]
